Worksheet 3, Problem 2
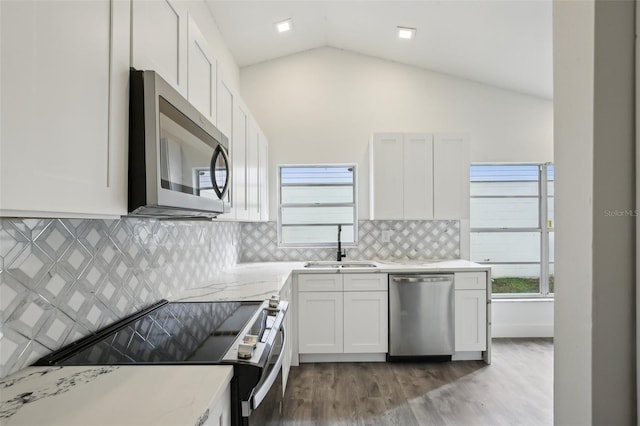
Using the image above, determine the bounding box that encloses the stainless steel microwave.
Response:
[128,69,231,219]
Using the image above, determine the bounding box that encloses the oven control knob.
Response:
[243,334,258,347]
[268,295,280,309]
[238,343,254,359]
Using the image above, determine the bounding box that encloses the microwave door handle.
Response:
[210,146,231,199]
[241,325,286,417]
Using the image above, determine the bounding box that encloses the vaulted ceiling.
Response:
[206,0,553,99]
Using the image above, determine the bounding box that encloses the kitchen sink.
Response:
[303,261,378,269]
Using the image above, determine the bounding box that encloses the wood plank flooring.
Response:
[282,338,553,426]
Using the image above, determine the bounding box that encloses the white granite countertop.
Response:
[173,259,490,302]
[0,365,233,426]
[173,261,305,302]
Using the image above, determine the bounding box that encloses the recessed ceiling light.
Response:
[275,18,293,33]
[397,26,416,40]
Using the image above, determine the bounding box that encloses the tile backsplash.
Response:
[0,217,458,379]
[0,218,240,379]
[241,220,459,262]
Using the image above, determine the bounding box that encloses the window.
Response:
[470,164,554,296]
[278,165,357,247]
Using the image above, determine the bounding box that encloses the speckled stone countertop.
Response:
[172,260,490,302]
[0,365,233,426]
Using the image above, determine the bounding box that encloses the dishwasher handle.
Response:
[391,275,454,284]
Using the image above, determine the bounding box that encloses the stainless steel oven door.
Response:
[242,325,285,425]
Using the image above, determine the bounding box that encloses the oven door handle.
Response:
[242,325,286,417]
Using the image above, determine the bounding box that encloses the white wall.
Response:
[239,46,553,221]
[553,0,636,424]
[492,300,554,337]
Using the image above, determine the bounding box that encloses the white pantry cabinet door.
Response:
[403,133,434,219]
[131,0,187,94]
[0,0,129,217]
[298,292,344,354]
[370,133,404,219]
[186,14,216,123]
[343,291,388,353]
[454,289,487,352]
[233,101,249,220]
[433,134,470,219]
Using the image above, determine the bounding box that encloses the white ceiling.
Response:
[206,0,553,99]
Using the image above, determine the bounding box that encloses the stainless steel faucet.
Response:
[336,224,346,262]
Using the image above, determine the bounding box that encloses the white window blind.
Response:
[278,165,357,247]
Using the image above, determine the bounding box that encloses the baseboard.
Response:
[299,353,387,363]
[492,324,554,338]
[451,351,483,361]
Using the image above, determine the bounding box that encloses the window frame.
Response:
[470,163,554,298]
[277,164,358,248]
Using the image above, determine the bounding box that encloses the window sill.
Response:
[492,297,554,302]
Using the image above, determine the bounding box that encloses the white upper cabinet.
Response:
[1,0,269,220]
[403,133,434,219]
[187,14,216,123]
[258,130,269,222]
[131,0,187,94]
[0,0,130,218]
[369,133,404,219]
[370,132,469,220]
[216,76,235,220]
[233,101,250,221]
[247,120,260,221]
[433,134,470,219]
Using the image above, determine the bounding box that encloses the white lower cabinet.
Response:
[298,291,344,353]
[343,291,388,353]
[454,272,488,352]
[203,380,231,426]
[297,273,388,355]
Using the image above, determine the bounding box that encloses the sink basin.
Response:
[304,261,378,269]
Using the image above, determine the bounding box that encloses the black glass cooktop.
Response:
[48,301,263,365]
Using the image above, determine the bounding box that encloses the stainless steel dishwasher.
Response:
[388,274,454,359]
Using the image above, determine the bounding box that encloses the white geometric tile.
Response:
[76,220,108,254]
[0,220,30,267]
[5,244,53,287]
[31,267,71,313]
[96,238,121,270]
[58,284,93,321]
[6,291,54,339]
[33,220,73,260]
[78,260,108,293]
[13,339,50,371]
[35,309,75,350]
[0,274,29,322]
[8,219,49,241]
[59,242,91,277]
[0,325,30,378]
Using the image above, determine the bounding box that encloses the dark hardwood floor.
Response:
[282,338,553,426]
